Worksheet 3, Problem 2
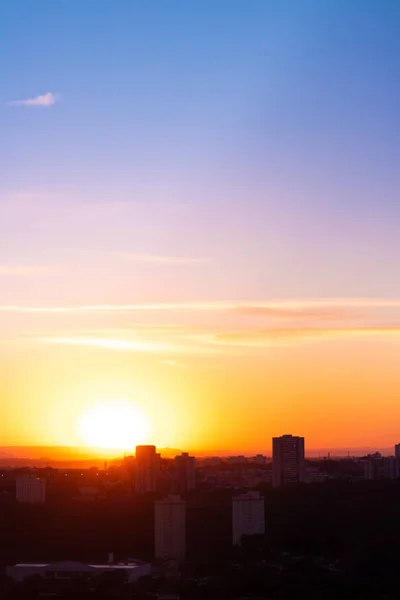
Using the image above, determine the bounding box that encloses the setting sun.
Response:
[77,401,150,450]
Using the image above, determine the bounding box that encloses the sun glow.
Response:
[77,400,151,450]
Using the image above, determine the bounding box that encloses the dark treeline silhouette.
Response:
[2,479,400,597]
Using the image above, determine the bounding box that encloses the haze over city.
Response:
[1,1,400,456]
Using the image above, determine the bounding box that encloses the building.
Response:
[395,444,400,461]
[232,491,265,545]
[154,495,186,562]
[7,560,150,583]
[135,445,159,493]
[16,476,46,504]
[252,454,267,464]
[272,434,305,488]
[365,455,399,480]
[174,452,196,493]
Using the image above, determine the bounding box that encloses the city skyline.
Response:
[2,1,400,452]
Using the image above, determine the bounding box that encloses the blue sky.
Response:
[1,1,400,303]
[2,0,399,199]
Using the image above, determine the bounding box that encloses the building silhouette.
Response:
[135,445,159,493]
[395,444,400,462]
[16,476,46,504]
[365,454,399,480]
[154,495,186,562]
[232,491,265,545]
[272,434,305,488]
[174,452,196,493]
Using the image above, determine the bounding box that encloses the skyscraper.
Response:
[272,434,305,488]
[135,445,159,493]
[154,495,186,562]
[232,491,265,545]
[395,444,400,462]
[174,452,196,493]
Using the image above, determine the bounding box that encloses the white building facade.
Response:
[232,491,265,545]
[272,434,305,488]
[16,477,46,504]
[154,495,186,562]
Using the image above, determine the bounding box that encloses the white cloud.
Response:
[8,92,57,107]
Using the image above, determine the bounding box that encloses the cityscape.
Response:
[0,435,399,597]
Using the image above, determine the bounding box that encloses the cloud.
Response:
[233,306,358,320]
[36,337,172,353]
[204,327,400,347]
[2,297,400,314]
[34,334,219,355]
[161,359,188,369]
[114,252,210,265]
[31,324,400,359]
[8,92,57,107]
[0,265,52,276]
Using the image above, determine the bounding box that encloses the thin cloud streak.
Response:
[8,92,57,107]
[36,337,171,353]
[204,327,400,347]
[116,253,210,265]
[35,336,220,355]
[32,326,400,357]
[161,359,188,369]
[3,298,400,314]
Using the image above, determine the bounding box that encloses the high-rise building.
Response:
[154,495,186,562]
[365,455,399,480]
[174,452,196,493]
[272,434,305,488]
[16,476,46,504]
[395,444,400,461]
[232,491,265,545]
[135,445,159,493]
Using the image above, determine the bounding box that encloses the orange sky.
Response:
[1,299,400,454]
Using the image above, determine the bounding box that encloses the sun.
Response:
[77,400,151,450]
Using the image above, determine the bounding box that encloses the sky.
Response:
[1,0,400,454]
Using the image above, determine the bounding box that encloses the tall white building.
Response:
[232,491,265,545]
[135,445,159,493]
[272,434,305,488]
[154,495,186,562]
[16,476,46,504]
[174,452,196,493]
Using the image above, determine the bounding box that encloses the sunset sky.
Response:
[1,1,400,454]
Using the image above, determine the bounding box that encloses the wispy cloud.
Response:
[161,359,188,369]
[201,327,400,348]
[0,265,52,276]
[2,298,400,314]
[35,335,219,355]
[8,92,57,107]
[115,253,210,265]
[233,305,358,320]
[36,337,171,353]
